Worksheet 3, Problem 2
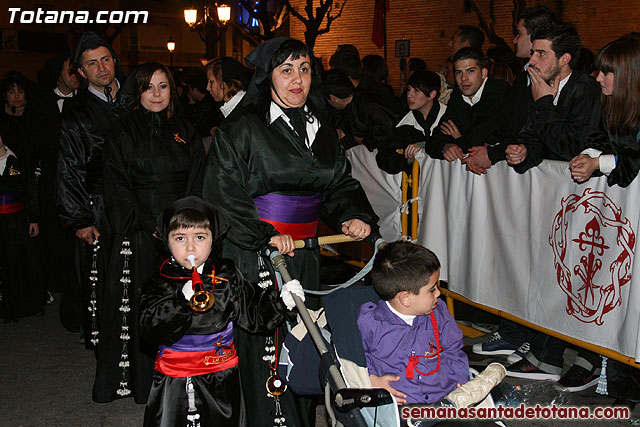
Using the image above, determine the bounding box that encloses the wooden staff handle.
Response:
[293,234,356,249]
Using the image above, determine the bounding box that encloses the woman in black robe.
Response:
[0,125,46,322]
[570,37,640,187]
[95,61,205,403]
[202,37,378,427]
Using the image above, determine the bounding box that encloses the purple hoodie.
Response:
[358,299,469,404]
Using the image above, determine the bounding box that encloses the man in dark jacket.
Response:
[465,6,558,174]
[57,32,129,350]
[428,47,510,165]
[506,22,601,172]
[504,23,604,390]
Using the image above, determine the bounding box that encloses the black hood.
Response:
[156,196,230,249]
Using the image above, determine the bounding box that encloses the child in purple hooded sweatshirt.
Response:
[358,241,469,405]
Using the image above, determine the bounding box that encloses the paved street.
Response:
[1,295,638,426]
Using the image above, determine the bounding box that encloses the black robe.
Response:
[485,70,531,164]
[140,257,284,427]
[57,87,130,343]
[94,108,205,404]
[348,81,402,151]
[584,119,640,187]
[36,90,76,296]
[428,77,511,159]
[513,71,602,173]
[376,104,443,174]
[0,149,46,320]
[202,105,377,427]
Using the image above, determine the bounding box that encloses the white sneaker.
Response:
[507,341,530,364]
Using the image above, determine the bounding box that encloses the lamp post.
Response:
[183,2,232,58]
[166,36,175,68]
[216,2,231,25]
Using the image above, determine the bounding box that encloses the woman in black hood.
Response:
[202,37,378,426]
[94,61,205,404]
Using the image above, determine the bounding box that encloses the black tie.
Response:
[104,86,112,103]
[283,108,308,145]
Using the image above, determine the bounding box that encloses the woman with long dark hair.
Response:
[95,61,205,403]
[570,37,640,186]
[202,37,377,426]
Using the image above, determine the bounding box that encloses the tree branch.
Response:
[318,0,347,36]
[466,0,509,48]
[282,0,309,25]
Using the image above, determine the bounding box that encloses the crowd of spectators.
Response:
[0,4,639,417]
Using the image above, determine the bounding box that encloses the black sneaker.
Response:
[558,365,600,392]
[506,359,561,381]
[472,332,519,356]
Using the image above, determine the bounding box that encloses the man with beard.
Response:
[506,22,601,172]
[501,23,604,389]
[463,6,557,174]
[57,32,129,353]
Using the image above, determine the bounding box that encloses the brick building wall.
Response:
[289,0,639,95]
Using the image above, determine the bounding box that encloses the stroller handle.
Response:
[265,247,349,392]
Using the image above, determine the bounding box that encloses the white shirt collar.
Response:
[0,147,16,175]
[220,90,245,118]
[268,101,320,148]
[462,77,488,106]
[386,301,416,326]
[54,87,76,113]
[88,78,120,103]
[553,73,571,106]
[54,87,76,98]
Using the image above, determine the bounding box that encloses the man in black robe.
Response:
[37,55,81,324]
[504,23,603,390]
[427,47,510,168]
[468,6,557,173]
[505,22,601,172]
[472,5,558,360]
[57,32,129,351]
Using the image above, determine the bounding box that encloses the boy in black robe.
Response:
[140,196,292,427]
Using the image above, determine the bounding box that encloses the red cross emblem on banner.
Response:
[549,188,635,325]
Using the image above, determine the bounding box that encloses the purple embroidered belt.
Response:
[253,193,321,239]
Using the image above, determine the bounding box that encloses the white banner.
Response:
[347,145,407,243]
[417,157,640,362]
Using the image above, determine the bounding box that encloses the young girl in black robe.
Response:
[0,127,46,322]
[140,196,290,426]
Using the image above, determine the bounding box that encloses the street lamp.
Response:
[183,2,232,58]
[216,2,231,25]
[167,36,175,68]
[184,9,198,26]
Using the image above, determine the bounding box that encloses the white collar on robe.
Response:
[386,300,416,326]
[268,102,320,148]
[220,90,245,118]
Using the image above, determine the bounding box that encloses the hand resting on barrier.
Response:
[569,153,599,183]
[505,144,528,165]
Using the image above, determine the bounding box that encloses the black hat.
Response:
[73,31,118,68]
[156,196,230,246]
[243,37,292,102]
[40,54,70,89]
[220,57,252,88]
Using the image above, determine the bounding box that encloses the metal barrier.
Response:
[399,159,638,368]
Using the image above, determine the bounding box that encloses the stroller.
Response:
[266,241,506,427]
